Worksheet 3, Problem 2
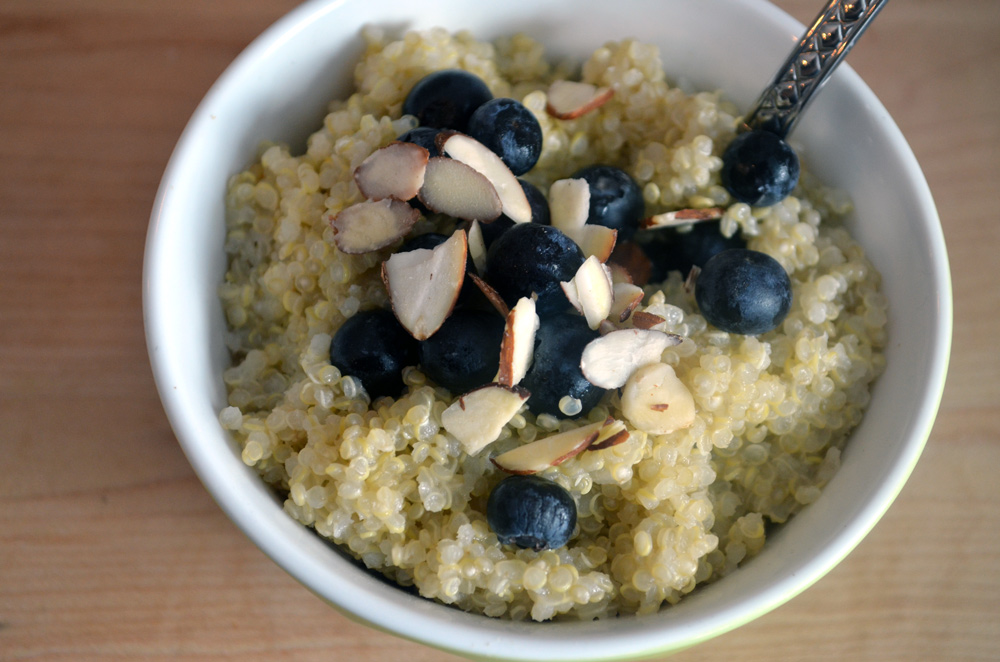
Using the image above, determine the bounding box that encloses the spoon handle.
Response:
[743,0,890,138]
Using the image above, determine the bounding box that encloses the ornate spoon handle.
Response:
[743,0,890,138]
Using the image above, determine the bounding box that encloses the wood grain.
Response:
[2,1,998,660]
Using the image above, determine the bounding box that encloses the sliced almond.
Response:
[354,141,429,202]
[468,272,510,317]
[641,207,726,230]
[331,199,419,254]
[381,230,467,340]
[441,383,530,455]
[467,220,488,275]
[589,418,630,450]
[598,319,618,336]
[608,240,653,286]
[684,264,701,294]
[580,328,682,389]
[608,262,635,285]
[560,256,613,330]
[491,418,604,474]
[549,178,590,235]
[417,157,502,222]
[572,224,617,262]
[495,296,540,387]
[440,133,532,223]
[631,310,667,330]
[610,282,645,323]
[545,80,615,120]
[620,362,696,435]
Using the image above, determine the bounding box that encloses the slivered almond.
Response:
[641,207,726,229]
[598,319,618,336]
[382,230,467,340]
[491,418,604,474]
[354,141,429,202]
[545,80,615,120]
[580,328,682,389]
[549,178,590,235]
[561,256,614,330]
[608,262,634,285]
[573,224,618,262]
[684,264,701,294]
[610,282,645,323]
[620,363,695,435]
[467,220,488,275]
[440,133,532,223]
[418,157,502,221]
[631,311,667,329]
[495,296,539,387]
[589,418,630,450]
[608,240,653,286]
[331,199,419,254]
[441,383,530,455]
[468,272,509,317]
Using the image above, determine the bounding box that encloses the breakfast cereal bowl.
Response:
[143,0,951,659]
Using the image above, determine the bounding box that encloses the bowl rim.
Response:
[143,0,953,659]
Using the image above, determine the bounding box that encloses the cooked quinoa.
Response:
[217,27,887,621]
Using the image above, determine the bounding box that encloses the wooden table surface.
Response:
[2,1,998,660]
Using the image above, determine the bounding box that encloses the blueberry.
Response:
[479,216,515,250]
[467,98,543,176]
[720,130,800,207]
[397,126,443,158]
[418,309,505,393]
[520,313,604,417]
[694,248,793,335]
[487,475,577,551]
[520,178,551,225]
[572,165,644,241]
[402,70,492,132]
[636,221,747,282]
[329,308,419,399]
[485,223,584,315]
[479,179,550,248]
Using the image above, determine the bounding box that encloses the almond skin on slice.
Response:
[609,282,645,323]
[641,207,726,230]
[468,272,510,317]
[491,418,605,474]
[561,255,614,330]
[418,157,502,222]
[332,198,419,254]
[631,310,667,330]
[441,383,530,455]
[354,141,429,202]
[440,132,532,223]
[580,328,682,389]
[620,362,696,435]
[589,418,630,450]
[495,296,539,387]
[381,229,467,340]
[549,178,590,235]
[545,80,615,120]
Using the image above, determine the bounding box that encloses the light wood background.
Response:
[2,1,998,660]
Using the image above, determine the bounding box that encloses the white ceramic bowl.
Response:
[144,0,952,659]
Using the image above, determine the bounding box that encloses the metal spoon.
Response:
[721,0,889,205]
[742,0,890,138]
